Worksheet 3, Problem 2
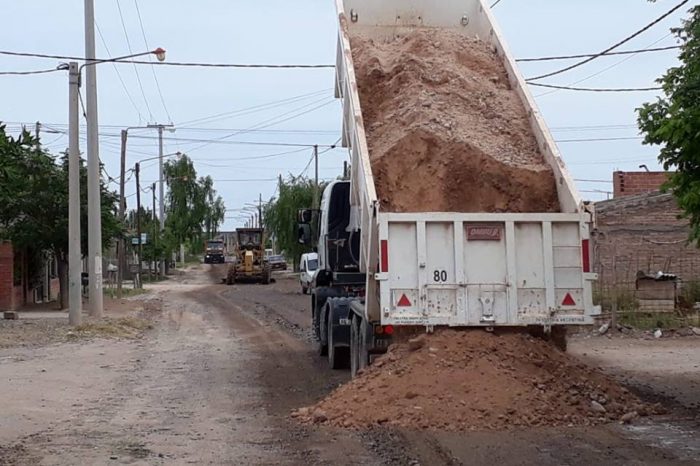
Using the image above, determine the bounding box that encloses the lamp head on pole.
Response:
[153,48,166,62]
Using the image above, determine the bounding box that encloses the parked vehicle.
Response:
[299,252,318,294]
[268,254,288,271]
[298,0,598,375]
[203,239,225,264]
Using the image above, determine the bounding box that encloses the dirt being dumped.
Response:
[294,330,659,431]
[352,29,560,213]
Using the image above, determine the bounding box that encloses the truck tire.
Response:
[551,325,568,352]
[318,302,329,357]
[261,266,271,285]
[327,300,350,370]
[313,288,342,343]
[350,316,369,377]
[350,316,360,377]
[225,268,236,285]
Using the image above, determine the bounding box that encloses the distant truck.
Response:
[203,239,225,264]
[298,0,598,375]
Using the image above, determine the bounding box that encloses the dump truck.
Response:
[226,228,271,285]
[298,0,599,374]
[203,239,226,264]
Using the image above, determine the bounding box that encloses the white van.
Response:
[299,252,318,294]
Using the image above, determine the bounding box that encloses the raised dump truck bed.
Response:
[305,0,598,374]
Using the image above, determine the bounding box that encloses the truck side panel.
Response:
[376,213,597,327]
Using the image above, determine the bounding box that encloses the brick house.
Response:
[592,171,700,310]
[612,171,669,198]
[0,241,60,311]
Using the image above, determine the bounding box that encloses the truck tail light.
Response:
[581,239,590,273]
[383,325,394,335]
[380,240,388,273]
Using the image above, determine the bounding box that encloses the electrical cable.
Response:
[526,0,690,82]
[517,45,681,62]
[491,0,503,7]
[175,89,330,126]
[95,20,145,123]
[115,0,154,121]
[556,136,643,143]
[533,33,674,98]
[529,83,662,92]
[0,49,334,68]
[0,68,60,76]
[133,0,172,124]
[185,97,337,153]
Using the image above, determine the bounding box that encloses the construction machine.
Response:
[226,228,271,285]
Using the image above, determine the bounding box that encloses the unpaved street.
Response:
[1,265,699,465]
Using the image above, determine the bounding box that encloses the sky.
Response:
[0,0,693,230]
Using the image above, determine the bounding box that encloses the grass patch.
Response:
[619,312,700,330]
[70,317,152,339]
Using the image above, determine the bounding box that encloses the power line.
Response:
[529,82,661,92]
[556,136,643,143]
[133,0,172,124]
[526,0,690,82]
[491,0,503,7]
[176,89,331,127]
[95,20,145,123]
[0,49,334,68]
[185,97,337,153]
[533,33,674,98]
[517,45,681,63]
[115,0,154,121]
[0,67,59,76]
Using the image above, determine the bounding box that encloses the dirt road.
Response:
[1,265,698,465]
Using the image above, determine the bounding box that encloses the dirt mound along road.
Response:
[352,29,560,213]
[295,330,659,431]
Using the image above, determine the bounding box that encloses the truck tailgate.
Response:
[376,213,597,327]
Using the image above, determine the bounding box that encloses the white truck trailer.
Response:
[299,0,599,375]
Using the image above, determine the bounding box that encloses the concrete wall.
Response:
[613,171,669,198]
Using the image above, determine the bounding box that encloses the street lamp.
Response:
[60,48,166,324]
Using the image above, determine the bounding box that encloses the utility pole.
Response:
[68,62,82,326]
[135,162,142,289]
[313,144,319,209]
[258,193,263,229]
[147,124,174,278]
[85,0,103,318]
[152,182,156,278]
[117,130,127,298]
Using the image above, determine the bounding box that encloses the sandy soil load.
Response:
[352,30,560,213]
[294,330,659,431]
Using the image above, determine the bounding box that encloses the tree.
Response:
[637,5,700,242]
[163,154,226,257]
[264,176,323,271]
[0,124,120,308]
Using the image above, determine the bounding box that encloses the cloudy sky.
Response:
[0,0,691,229]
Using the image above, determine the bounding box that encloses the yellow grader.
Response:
[225,228,271,285]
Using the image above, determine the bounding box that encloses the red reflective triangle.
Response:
[397,294,412,307]
[561,293,576,306]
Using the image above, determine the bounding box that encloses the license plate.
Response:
[339,318,351,325]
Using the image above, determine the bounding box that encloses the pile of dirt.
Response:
[293,330,660,431]
[351,29,560,213]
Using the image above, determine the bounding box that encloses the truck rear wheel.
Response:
[350,316,368,378]
[350,317,360,377]
[327,306,349,370]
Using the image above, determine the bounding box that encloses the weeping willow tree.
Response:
[264,176,325,271]
[163,154,226,255]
